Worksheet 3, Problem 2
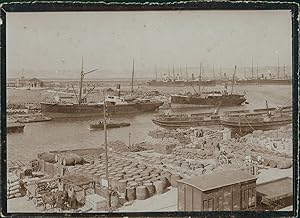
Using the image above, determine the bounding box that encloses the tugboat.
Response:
[89,120,130,130]
[41,59,163,118]
[171,66,247,108]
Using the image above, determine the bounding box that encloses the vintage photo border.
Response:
[0,1,299,217]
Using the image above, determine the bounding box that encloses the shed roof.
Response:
[28,78,42,82]
[256,177,292,201]
[178,170,256,192]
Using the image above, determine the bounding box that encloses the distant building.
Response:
[16,77,44,88]
[26,78,43,88]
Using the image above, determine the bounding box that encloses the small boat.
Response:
[152,112,221,128]
[89,120,130,130]
[17,116,52,123]
[6,122,25,133]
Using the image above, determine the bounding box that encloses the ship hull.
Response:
[147,80,217,87]
[221,119,292,135]
[236,79,291,85]
[152,119,220,128]
[171,94,246,106]
[41,102,163,118]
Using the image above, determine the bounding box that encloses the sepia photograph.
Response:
[2,2,297,215]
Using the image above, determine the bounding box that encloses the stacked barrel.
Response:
[70,153,183,203]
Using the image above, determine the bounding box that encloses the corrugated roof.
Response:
[178,170,256,192]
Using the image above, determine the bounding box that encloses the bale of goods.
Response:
[170,174,182,188]
[126,186,136,201]
[9,184,21,192]
[8,174,18,184]
[118,180,127,193]
[153,180,164,194]
[269,160,278,168]
[38,152,56,163]
[144,182,155,197]
[136,186,149,200]
[262,157,270,167]
[277,159,292,169]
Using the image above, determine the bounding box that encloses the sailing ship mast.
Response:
[131,59,135,96]
[198,62,202,93]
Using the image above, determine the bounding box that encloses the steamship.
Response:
[41,60,163,118]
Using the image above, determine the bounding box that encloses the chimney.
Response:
[116,84,121,97]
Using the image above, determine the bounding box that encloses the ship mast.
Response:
[77,57,98,105]
[277,57,280,79]
[131,59,135,96]
[198,62,202,93]
[251,58,254,79]
[78,57,84,105]
[231,65,237,95]
[185,64,188,81]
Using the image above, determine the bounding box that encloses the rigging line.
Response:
[243,115,256,131]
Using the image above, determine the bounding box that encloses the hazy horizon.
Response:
[7,10,292,79]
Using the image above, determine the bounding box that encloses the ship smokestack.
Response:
[116,84,121,97]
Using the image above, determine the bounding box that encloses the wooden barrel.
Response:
[118,180,127,193]
[144,182,155,196]
[170,174,182,188]
[136,186,148,200]
[129,182,138,188]
[127,178,135,183]
[110,191,119,207]
[159,176,169,189]
[126,186,136,201]
[62,157,75,166]
[153,180,164,194]
[135,178,144,186]
[161,173,171,185]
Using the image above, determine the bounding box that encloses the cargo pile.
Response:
[219,127,293,170]
[241,125,292,156]
[7,173,25,199]
[172,147,215,160]
[65,153,183,207]
[148,128,191,144]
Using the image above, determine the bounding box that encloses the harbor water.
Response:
[7,84,292,162]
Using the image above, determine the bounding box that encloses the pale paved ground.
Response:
[7,168,293,213]
[8,196,40,213]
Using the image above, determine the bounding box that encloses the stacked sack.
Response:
[7,173,24,199]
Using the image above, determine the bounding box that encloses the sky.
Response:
[7,10,292,79]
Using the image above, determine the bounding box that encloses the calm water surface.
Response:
[8,85,292,162]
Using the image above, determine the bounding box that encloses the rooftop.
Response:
[178,170,256,192]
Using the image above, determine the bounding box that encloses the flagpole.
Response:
[104,99,111,209]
